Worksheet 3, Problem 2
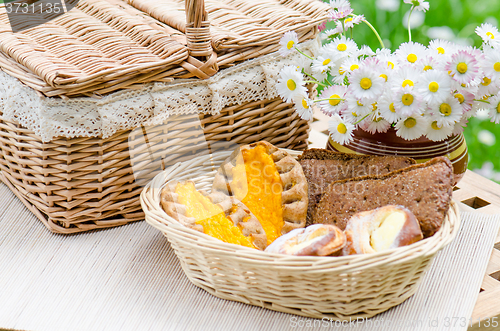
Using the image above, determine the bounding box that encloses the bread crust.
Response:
[160,180,267,250]
[212,141,308,235]
[312,157,453,238]
[342,205,423,255]
[299,149,416,225]
[265,224,346,256]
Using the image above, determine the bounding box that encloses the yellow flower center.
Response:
[482,77,492,86]
[352,112,358,116]
[439,103,452,116]
[407,53,417,63]
[357,101,363,106]
[337,123,347,134]
[380,74,388,81]
[456,62,468,74]
[322,58,331,66]
[389,103,395,113]
[454,93,465,104]
[388,61,395,69]
[329,94,341,106]
[350,64,359,71]
[301,98,309,109]
[423,65,433,71]
[431,121,441,130]
[428,82,439,92]
[372,103,378,110]
[402,93,414,106]
[286,40,295,50]
[402,79,414,87]
[360,78,372,90]
[345,18,353,23]
[437,47,445,54]
[486,32,495,39]
[404,117,417,128]
[494,62,500,72]
[339,68,345,75]
[337,43,347,51]
[497,103,500,113]
[286,79,296,91]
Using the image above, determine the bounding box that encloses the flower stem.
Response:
[474,99,491,104]
[407,6,415,42]
[304,80,328,87]
[294,46,314,60]
[313,98,346,102]
[353,111,373,125]
[360,18,385,49]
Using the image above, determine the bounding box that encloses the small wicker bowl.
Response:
[140,149,460,320]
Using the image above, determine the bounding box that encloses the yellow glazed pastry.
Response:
[161,181,267,249]
[212,141,308,246]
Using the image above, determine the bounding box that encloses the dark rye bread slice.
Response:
[311,157,453,238]
[298,149,416,225]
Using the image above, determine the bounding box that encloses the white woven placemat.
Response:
[0,182,498,331]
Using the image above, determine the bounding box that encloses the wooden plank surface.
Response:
[308,110,500,330]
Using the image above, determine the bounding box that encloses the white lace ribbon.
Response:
[0,38,320,142]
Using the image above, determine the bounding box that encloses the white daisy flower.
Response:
[416,69,452,105]
[476,23,500,46]
[377,91,402,123]
[477,76,500,99]
[328,114,355,144]
[344,15,364,29]
[311,70,328,84]
[345,92,373,116]
[324,36,358,57]
[356,44,375,57]
[330,0,351,10]
[395,41,427,65]
[487,94,500,124]
[428,39,456,57]
[329,7,353,20]
[483,46,500,81]
[321,22,344,40]
[279,31,299,57]
[319,85,348,116]
[364,111,391,134]
[296,54,313,75]
[390,64,421,90]
[342,109,364,124]
[293,95,314,121]
[453,89,474,112]
[395,115,427,140]
[431,95,463,127]
[403,0,429,12]
[420,54,445,72]
[452,117,468,135]
[334,57,360,84]
[312,55,336,74]
[348,66,385,102]
[393,85,423,117]
[276,66,307,103]
[425,120,453,142]
[445,49,482,85]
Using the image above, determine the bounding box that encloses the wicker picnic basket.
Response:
[0,0,330,233]
[140,149,460,320]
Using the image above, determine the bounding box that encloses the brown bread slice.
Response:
[298,149,416,225]
[311,157,453,238]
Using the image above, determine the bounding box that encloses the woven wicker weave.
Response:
[0,0,327,232]
[0,0,329,97]
[140,149,460,319]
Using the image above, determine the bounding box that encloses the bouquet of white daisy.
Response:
[276,0,500,144]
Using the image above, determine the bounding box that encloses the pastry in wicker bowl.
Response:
[140,142,460,320]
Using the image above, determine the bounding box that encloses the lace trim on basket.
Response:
[0,39,320,142]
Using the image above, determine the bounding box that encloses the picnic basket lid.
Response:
[0,0,329,98]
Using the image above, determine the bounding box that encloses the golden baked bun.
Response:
[212,141,308,246]
[343,205,423,255]
[265,224,346,256]
[161,181,267,250]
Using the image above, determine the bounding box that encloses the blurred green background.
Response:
[323,0,500,182]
